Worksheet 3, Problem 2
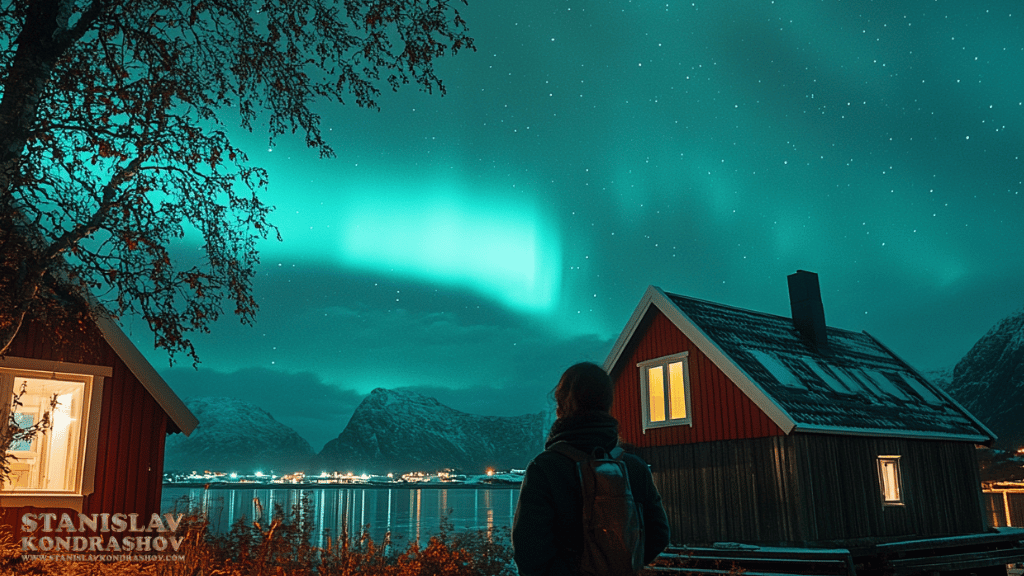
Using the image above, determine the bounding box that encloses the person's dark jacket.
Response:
[512,410,671,576]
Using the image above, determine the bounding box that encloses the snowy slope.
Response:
[944,309,1024,450]
[164,397,315,473]
[315,388,547,475]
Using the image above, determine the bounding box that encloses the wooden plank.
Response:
[132,388,159,515]
[654,546,856,576]
[122,368,147,511]
[876,529,1024,552]
[648,568,839,576]
[665,546,853,560]
[889,548,1024,568]
[663,549,847,561]
[889,548,1024,574]
[148,414,169,515]
[94,352,121,513]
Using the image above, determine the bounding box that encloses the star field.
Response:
[141,0,1024,450]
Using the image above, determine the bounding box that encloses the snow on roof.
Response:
[605,286,994,444]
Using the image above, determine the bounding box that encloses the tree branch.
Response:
[43,156,142,263]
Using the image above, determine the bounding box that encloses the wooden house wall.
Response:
[640,435,812,545]
[610,308,783,448]
[791,434,986,542]
[1,320,170,531]
[640,434,987,546]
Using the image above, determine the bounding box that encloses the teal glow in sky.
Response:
[338,192,561,313]
[149,0,1024,451]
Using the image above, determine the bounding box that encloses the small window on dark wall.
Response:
[638,352,691,431]
[877,455,904,505]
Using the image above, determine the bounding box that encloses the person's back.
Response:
[512,362,670,576]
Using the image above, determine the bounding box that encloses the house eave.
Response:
[792,424,992,445]
[94,314,199,436]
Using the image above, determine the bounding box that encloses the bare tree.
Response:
[0,0,473,361]
[0,383,55,487]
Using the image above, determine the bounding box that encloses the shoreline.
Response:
[163,481,521,490]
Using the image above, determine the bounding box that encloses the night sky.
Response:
[130,0,1024,451]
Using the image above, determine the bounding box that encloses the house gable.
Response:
[608,298,786,447]
[1,317,194,519]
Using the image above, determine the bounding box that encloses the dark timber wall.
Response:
[641,434,987,546]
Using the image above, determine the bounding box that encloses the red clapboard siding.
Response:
[610,308,783,448]
[1,319,172,532]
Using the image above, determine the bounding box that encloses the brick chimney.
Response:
[787,270,829,351]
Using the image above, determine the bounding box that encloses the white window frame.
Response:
[0,357,107,512]
[877,455,904,507]
[638,352,692,431]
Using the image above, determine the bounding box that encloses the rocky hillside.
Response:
[316,388,547,475]
[944,309,1024,450]
[164,397,315,473]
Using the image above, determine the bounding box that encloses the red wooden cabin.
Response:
[0,313,197,529]
[605,271,1023,574]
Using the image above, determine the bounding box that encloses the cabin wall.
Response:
[1,320,170,532]
[640,435,812,545]
[640,434,987,546]
[610,308,783,448]
[791,434,986,542]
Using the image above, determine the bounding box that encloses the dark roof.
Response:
[605,286,994,444]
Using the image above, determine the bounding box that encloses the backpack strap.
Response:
[548,441,589,462]
[550,441,626,461]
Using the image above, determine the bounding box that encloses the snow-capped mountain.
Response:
[921,366,953,392]
[943,309,1024,450]
[164,397,315,473]
[315,388,547,475]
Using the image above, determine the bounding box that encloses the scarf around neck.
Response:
[545,410,619,452]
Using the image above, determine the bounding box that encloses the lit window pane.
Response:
[879,458,902,503]
[647,367,665,422]
[5,377,85,492]
[668,361,687,420]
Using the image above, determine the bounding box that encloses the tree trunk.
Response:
[0,0,100,355]
[0,0,69,169]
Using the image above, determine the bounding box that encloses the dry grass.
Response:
[0,496,516,576]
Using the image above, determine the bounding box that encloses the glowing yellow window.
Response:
[0,361,107,506]
[877,456,904,505]
[647,367,666,422]
[639,353,691,431]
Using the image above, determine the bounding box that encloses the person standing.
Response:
[512,362,671,575]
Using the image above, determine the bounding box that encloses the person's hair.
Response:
[553,362,614,418]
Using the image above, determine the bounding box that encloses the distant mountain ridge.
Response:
[941,309,1024,450]
[316,387,547,475]
[164,397,315,473]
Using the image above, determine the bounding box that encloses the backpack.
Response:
[549,441,645,576]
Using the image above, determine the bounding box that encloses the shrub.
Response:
[0,494,516,576]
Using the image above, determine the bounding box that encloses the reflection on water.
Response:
[161,486,519,547]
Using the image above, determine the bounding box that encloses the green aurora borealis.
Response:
[148,0,1024,450]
